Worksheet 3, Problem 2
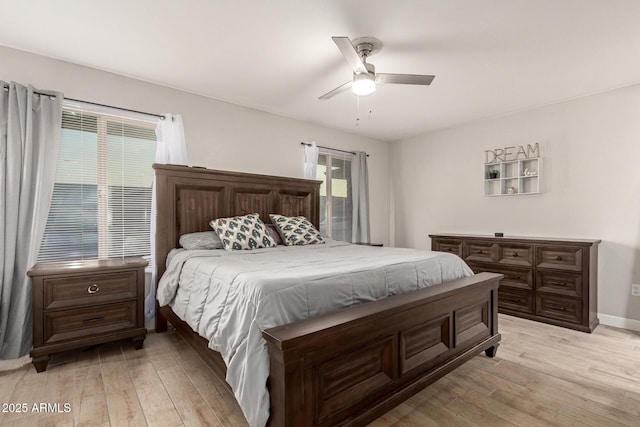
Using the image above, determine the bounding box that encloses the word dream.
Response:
[485,143,540,164]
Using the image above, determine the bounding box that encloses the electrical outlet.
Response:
[632,284,640,297]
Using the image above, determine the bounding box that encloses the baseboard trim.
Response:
[598,314,640,332]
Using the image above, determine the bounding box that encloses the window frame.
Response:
[317,149,353,242]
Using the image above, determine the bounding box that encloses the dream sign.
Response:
[485,143,540,164]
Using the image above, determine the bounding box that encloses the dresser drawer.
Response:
[536,271,582,298]
[432,238,462,257]
[44,271,138,310]
[498,288,533,314]
[43,301,137,344]
[469,264,532,290]
[536,295,581,324]
[463,241,499,263]
[498,244,533,267]
[536,246,583,272]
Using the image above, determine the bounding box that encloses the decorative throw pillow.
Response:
[210,213,277,251]
[269,214,325,246]
[179,231,223,250]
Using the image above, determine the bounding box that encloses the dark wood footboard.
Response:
[262,272,502,427]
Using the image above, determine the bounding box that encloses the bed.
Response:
[153,164,502,427]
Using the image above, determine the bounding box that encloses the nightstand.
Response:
[28,258,148,372]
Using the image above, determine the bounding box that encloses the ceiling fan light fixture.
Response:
[352,73,376,96]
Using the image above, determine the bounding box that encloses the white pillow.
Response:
[179,231,223,250]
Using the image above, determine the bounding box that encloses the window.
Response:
[38,105,157,262]
[316,152,353,241]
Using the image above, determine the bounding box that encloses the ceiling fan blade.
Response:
[319,81,352,100]
[376,73,435,85]
[332,36,368,74]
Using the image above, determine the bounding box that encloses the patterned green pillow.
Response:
[210,213,277,251]
[269,214,325,246]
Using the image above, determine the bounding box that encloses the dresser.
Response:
[28,258,148,372]
[430,234,600,332]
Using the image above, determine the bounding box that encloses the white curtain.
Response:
[145,114,189,322]
[303,141,319,179]
[0,82,62,359]
[351,151,370,243]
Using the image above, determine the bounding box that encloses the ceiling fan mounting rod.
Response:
[356,43,374,62]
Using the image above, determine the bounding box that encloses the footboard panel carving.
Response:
[315,336,395,423]
[400,314,450,374]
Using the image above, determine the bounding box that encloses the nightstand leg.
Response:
[485,344,499,358]
[33,356,50,373]
[132,336,145,350]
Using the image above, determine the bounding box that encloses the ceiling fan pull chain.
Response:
[355,95,360,127]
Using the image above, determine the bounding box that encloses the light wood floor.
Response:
[2,314,640,426]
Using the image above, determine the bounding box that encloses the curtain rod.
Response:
[300,142,369,157]
[2,84,165,120]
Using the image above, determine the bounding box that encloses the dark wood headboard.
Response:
[154,164,321,278]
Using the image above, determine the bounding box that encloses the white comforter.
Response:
[157,240,473,427]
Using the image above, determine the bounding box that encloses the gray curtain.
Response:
[0,82,62,360]
[351,151,370,243]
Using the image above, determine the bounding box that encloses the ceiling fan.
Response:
[319,36,435,100]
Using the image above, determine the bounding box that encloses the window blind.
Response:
[38,105,157,262]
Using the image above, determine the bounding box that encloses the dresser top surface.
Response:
[429,233,601,245]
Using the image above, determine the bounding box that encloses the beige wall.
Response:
[391,83,640,327]
[0,45,391,245]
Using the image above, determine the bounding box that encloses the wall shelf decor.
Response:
[484,143,541,196]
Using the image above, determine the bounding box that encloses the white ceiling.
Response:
[2,0,640,141]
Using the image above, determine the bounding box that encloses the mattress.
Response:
[157,240,473,427]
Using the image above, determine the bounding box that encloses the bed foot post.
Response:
[156,302,168,332]
[485,344,499,358]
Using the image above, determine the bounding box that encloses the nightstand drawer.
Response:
[536,246,583,272]
[536,295,581,324]
[43,301,137,344]
[44,271,138,310]
[536,271,582,298]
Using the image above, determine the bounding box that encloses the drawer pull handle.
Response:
[554,255,563,261]
[550,281,567,287]
[447,248,452,252]
[512,253,519,257]
[83,316,105,323]
[548,304,566,311]
[477,250,484,254]
[88,284,100,294]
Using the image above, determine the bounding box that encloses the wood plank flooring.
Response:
[1,314,640,426]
